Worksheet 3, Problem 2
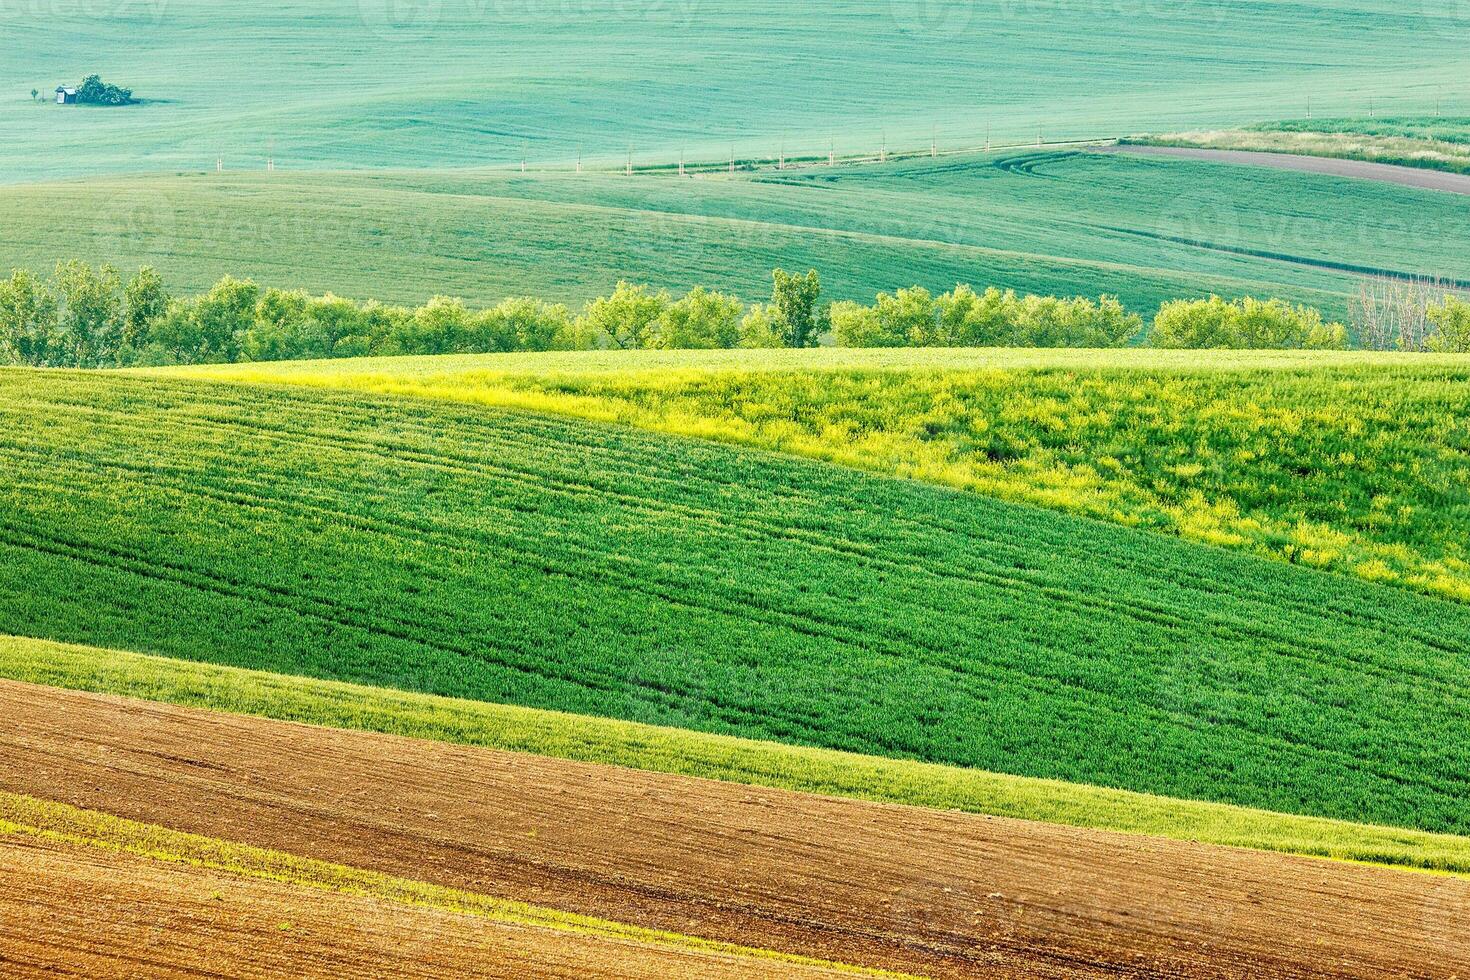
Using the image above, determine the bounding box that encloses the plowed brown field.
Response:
[2,680,1466,979]
[0,834,853,979]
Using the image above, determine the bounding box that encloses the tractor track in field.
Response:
[1,680,1467,979]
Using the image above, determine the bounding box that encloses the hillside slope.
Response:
[3,371,1469,833]
[177,348,1470,601]
[9,150,1470,314]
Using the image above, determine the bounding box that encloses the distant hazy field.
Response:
[7,149,1470,314]
[4,0,1467,181]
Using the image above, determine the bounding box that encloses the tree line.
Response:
[4,262,1467,369]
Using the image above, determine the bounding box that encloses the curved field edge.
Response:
[0,790,908,979]
[156,347,1470,603]
[6,635,1467,879]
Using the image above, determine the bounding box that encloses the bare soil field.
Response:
[2,680,1467,979]
[1100,144,1470,195]
[0,834,848,979]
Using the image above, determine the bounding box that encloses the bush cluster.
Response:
[1152,295,1348,350]
[75,75,135,106]
[830,285,1142,348]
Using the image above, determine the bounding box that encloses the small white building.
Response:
[55,86,77,105]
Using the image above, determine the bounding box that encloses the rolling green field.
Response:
[176,347,1470,602]
[7,149,1470,316]
[4,369,1470,834]
[4,1,1466,183]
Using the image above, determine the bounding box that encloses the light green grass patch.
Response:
[5,635,1468,878]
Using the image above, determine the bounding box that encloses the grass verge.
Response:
[5,634,1468,878]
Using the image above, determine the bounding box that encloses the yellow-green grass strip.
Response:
[0,791,911,978]
[4,634,1469,878]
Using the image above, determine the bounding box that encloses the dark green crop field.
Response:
[3,371,1469,834]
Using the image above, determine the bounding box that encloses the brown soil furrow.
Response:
[0,834,842,979]
[1,680,1466,979]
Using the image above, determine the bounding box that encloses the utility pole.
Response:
[829,139,835,167]
[931,125,937,159]
[1036,124,1042,147]
[880,129,887,164]
[730,146,735,175]
[216,155,222,174]
[1307,95,1312,120]
[985,119,991,152]
[626,145,633,177]
[576,147,582,174]
[679,149,685,177]
[779,140,785,170]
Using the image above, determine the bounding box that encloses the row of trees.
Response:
[5,263,1468,369]
[0,265,828,367]
[0,263,167,367]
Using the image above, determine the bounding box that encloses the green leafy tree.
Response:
[829,300,888,347]
[736,304,787,348]
[770,268,824,347]
[53,261,123,366]
[408,296,474,354]
[30,89,38,102]
[652,287,744,349]
[931,285,1013,346]
[1011,293,1141,348]
[243,288,318,361]
[123,266,170,350]
[1426,294,1470,353]
[75,75,134,106]
[575,282,670,350]
[472,297,572,352]
[0,269,59,365]
[157,276,255,364]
